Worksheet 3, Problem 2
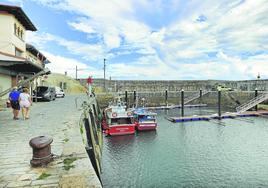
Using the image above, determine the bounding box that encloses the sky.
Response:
[2,0,268,80]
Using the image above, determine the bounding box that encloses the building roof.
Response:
[0,4,37,31]
[26,44,51,64]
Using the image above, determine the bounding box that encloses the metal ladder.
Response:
[0,68,50,98]
[184,91,209,104]
[236,93,268,113]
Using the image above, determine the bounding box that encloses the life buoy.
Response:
[127,111,132,116]
[112,112,117,117]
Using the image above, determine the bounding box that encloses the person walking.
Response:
[19,88,32,120]
[9,87,20,120]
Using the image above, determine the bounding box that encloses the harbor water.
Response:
[101,108,268,187]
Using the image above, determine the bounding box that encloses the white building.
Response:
[0,4,50,99]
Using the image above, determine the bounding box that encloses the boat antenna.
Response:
[135,96,139,108]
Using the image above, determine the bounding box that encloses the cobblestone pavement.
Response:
[0,94,101,188]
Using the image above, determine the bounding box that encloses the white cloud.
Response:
[26,0,268,80]
[26,32,105,62]
[43,51,102,78]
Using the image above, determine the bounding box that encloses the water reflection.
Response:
[101,108,268,188]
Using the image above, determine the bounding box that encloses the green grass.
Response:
[63,157,77,171]
[37,172,51,180]
[258,104,268,110]
[80,125,84,134]
[63,138,69,143]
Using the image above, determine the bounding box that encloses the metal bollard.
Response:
[29,136,53,167]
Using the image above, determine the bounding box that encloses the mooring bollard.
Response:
[181,89,184,117]
[218,90,221,119]
[255,88,258,111]
[29,136,53,167]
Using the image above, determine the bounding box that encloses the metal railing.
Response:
[184,91,209,104]
[236,93,268,113]
[0,68,50,98]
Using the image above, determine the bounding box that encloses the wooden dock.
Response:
[167,110,268,123]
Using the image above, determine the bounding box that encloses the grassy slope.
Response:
[43,73,87,93]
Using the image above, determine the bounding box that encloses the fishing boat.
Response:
[102,98,135,136]
[133,108,157,131]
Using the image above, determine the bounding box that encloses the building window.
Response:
[15,48,23,57]
[17,28,20,37]
[14,24,24,40]
[14,23,17,34]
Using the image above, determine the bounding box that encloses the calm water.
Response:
[101,108,268,187]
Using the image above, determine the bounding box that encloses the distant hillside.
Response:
[43,73,87,93]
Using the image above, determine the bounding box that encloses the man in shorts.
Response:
[9,87,20,120]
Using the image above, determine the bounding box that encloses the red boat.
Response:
[133,108,157,131]
[102,99,135,136]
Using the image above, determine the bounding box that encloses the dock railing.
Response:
[236,92,268,113]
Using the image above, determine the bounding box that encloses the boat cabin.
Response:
[136,114,156,123]
[110,117,133,125]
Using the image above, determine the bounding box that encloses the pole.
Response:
[125,90,128,109]
[35,78,38,103]
[255,88,258,111]
[134,90,136,107]
[218,90,221,118]
[181,89,184,117]
[165,89,168,106]
[75,65,77,80]
[103,58,106,91]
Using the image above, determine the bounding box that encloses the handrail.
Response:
[0,68,50,98]
[236,93,268,113]
[184,91,209,104]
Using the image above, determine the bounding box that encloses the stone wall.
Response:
[79,79,268,92]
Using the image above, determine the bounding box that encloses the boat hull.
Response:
[107,124,136,136]
[137,123,157,131]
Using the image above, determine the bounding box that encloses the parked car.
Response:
[33,86,56,101]
[55,86,65,98]
[217,85,233,91]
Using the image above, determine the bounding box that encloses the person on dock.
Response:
[9,87,21,120]
[19,88,32,120]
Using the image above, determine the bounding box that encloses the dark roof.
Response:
[26,44,51,64]
[0,59,44,73]
[0,4,37,31]
[27,44,44,59]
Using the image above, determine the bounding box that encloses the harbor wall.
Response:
[80,79,268,92]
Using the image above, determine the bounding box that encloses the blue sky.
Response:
[3,0,268,80]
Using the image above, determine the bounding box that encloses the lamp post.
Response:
[103,58,106,91]
[75,66,86,80]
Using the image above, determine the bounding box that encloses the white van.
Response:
[55,86,65,98]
